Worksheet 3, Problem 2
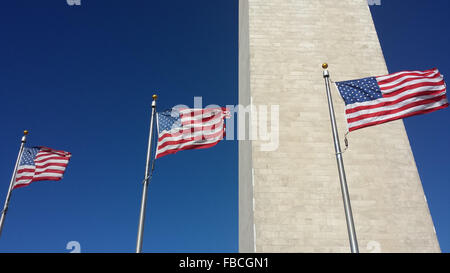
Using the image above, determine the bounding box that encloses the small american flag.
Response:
[336,68,448,132]
[14,147,72,189]
[155,108,228,159]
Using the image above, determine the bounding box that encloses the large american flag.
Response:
[14,147,72,189]
[155,108,228,159]
[336,68,448,132]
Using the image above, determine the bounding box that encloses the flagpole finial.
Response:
[322,63,330,78]
[152,94,158,100]
[22,130,28,143]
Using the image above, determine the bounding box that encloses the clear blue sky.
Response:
[0,0,238,253]
[0,0,448,253]
[370,0,450,252]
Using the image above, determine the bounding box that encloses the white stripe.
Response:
[379,77,444,93]
[376,69,438,82]
[179,108,222,114]
[13,180,32,186]
[180,114,223,124]
[159,115,224,137]
[180,111,223,121]
[15,172,35,179]
[35,159,69,166]
[348,99,448,129]
[156,136,223,155]
[15,165,35,178]
[180,116,224,129]
[377,71,440,89]
[157,124,224,147]
[345,85,446,110]
[35,165,67,172]
[36,150,68,156]
[33,173,63,178]
[35,154,70,162]
[346,92,447,119]
[16,170,65,180]
[16,166,66,180]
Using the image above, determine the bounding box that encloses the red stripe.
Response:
[381,80,445,97]
[34,170,65,175]
[156,140,222,159]
[16,175,62,181]
[13,177,62,189]
[34,162,68,168]
[16,168,35,174]
[179,107,228,113]
[37,147,72,156]
[376,69,438,85]
[349,103,449,132]
[179,108,224,117]
[379,72,442,91]
[181,114,224,125]
[158,121,224,141]
[346,89,447,114]
[157,129,225,150]
[34,156,70,163]
[347,95,447,123]
[16,176,34,181]
[35,154,71,160]
[179,120,224,131]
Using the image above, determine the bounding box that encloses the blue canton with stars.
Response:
[158,109,182,133]
[335,77,383,105]
[19,147,40,166]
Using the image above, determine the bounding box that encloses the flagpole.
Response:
[0,130,28,239]
[136,94,157,253]
[322,63,359,253]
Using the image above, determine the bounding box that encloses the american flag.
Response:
[336,68,448,132]
[155,108,228,159]
[14,147,72,189]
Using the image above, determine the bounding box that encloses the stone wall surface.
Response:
[239,0,441,253]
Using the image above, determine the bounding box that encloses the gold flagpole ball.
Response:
[152,94,158,100]
[23,130,29,135]
[322,63,328,69]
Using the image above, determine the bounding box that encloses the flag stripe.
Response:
[349,103,449,131]
[157,123,225,146]
[34,155,70,162]
[348,100,448,129]
[376,68,437,82]
[377,69,440,88]
[345,86,446,110]
[181,114,223,125]
[347,94,447,123]
[14,177,63,189]
[380,79,445,97]
[157,127,225,150]
[156,135,224,156]
[336,68,448,132]
[156,139,223,159]
[346,92,447,118]
[155,108,227,159]
[13,147,71,189]
[345,87,446,113]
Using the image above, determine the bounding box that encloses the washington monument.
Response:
[238,0,440,252]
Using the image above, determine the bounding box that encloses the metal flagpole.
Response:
[0,130,28,239]
[136,94,157,253]
[322,63,359,253]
